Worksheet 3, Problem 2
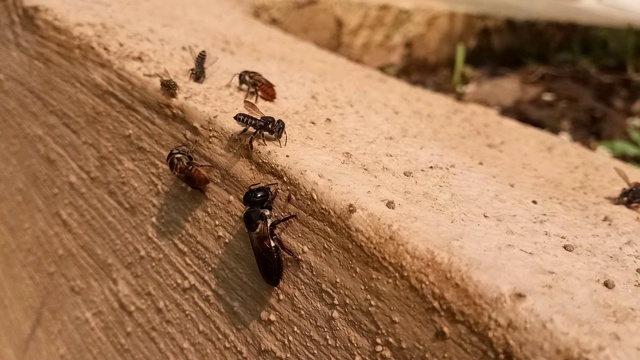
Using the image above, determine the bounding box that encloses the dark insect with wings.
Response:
[228,70,276,102]
[233,100,287,152]
[242,183,297,287]
[144,68,179,99]
[166,141,214,194]
[187,46,217,84]
[613,167,640,209]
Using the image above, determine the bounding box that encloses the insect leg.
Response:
[248,129,260,151]
[238,127,250,136]
[270,215,298,258]
[273,232,297,258]
[261,131,268,146]
[187,161,215,168]
[271,214,297,228]
[269,214,298,259]
[188,139,198,152]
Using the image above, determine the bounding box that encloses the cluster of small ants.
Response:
[153,47,295,287]
[149,48,640,287]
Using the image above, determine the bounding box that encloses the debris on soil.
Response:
[510,292,527,302]
[435,325,450,339]
[401,65,636,156]
[348,203,357,214]
[403,171,413,177]
[563,244,575,252]
[603,279,616,289]
[385,200,396,210]
[636,268,640,274]
[531,200,538,205]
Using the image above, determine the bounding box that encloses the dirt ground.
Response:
[1,0,639,359]
[402,65,639,150]
[255,0,640,161]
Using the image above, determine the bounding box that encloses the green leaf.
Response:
[629,130,640,146]
[600,140,640,157]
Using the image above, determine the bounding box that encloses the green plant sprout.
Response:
[600,126,640,167]
[452,42,466,89]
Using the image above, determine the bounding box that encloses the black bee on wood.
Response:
[166,141,214,194]
[228,70,276,102]
[614,167,640,209]
[144,68,179,99]
[233,100,287,152]
[187,46,217,84]
[242,183,297,287]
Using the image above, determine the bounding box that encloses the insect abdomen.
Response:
[160,79,179,98]
[249,231,284,287]
[195,51,206,67]
[191,51,207,83]
[258,248,283,287]
[234,113,260,128]
[258,83,276,101]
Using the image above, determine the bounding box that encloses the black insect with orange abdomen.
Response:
[228,70,276,102]
[166,141,214,194]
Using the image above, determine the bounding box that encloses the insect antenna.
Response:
[227,73,240,86]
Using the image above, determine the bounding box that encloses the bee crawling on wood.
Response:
[145,69,179,99]
[242,182,298,287]
[233,100,287,152]
[228,70,276,102]
[166,141,214,194]
[613,167,640,209]
[187,46,217,84]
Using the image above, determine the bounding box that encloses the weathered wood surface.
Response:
[0,0,638,359]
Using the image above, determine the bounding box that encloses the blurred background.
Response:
[254,0,640,166]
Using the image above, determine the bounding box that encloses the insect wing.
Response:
[248,218,283,286]
[254,73,274,87]
[206,55,218,69]
[614,167,632,187]
[188,45,197,62]
[243,100,265,118]
[162,68,173,80]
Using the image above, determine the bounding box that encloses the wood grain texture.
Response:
[1,0,639,359]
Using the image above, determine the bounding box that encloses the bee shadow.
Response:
[211,225,274,328]
[154,178,208,239]
[222,134,256,166]
[605,195,620,205]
